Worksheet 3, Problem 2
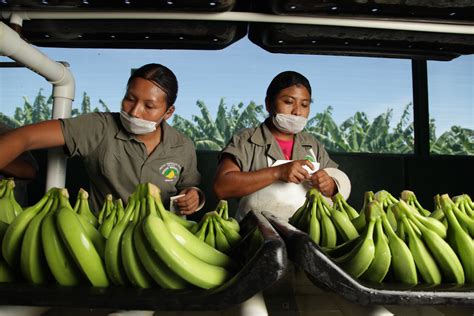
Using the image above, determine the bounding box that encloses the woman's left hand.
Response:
[174,188,200,215]
[310,170,337,197]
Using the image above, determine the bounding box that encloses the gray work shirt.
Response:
[220,120,338,171]
[60,112,201,211]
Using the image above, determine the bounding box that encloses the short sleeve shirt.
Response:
[60,112,201,211]
[220,120,338,171]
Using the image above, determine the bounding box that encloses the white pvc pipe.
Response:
[1,11,473,35]
[0,21,75,190]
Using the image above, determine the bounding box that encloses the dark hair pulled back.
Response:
[266,71,312,106]
[128,63,178,108]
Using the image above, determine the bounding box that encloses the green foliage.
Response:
[172,98,265,150]
[0,90,110,128]
[0,90,471,156]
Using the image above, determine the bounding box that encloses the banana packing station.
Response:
[0,1,473,316]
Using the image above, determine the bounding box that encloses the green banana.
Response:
[411,214,465,284]
[0,179,21,223]
[323,236,359,257]
[308,198,320,244]
[318,199,337,248]
[214,215,242,247]
[97,194,114,225]
[338,216,376,278]
[121,199,153,288]
[158,207,236,268]
[397,200,447,239]
[400,190,431,216]
[214,217,232,254]
[360,218,391,283]
[443,202,473,284]
[451,202,474,237]
[99,205,117,239]
[104,198,136,286]
[352,191,374,233]
[134,220,188,289]
[74,188,98,227]
[402,215,441,284]
[204,216,216,248]
[76,213,106,259]
[331,206,359,243]
[143,215,230,289]
[20,199,53,284]
[289,195,309,226]
[195,216,210,241]
[333,193,358,220]
[381,209,418,285]
[0,258,14,282]
[115,198,125,223]
[57,205,109,287]
[42,210,83,286]
[2,193,51,267]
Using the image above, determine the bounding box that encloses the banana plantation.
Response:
[1,89,472,156]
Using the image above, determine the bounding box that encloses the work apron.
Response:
[235,149,319,222]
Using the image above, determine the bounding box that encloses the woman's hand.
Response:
[274,159,313,184]
[310,170,337,197]
[174,188,200,215]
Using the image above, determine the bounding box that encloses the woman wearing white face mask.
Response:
[214,71,351,221]
[0,63,204,214]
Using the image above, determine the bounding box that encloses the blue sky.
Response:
[1,37,472,135]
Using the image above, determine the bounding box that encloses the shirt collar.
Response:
[250,118,313,161]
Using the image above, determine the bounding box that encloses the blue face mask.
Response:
[272,113,307,134]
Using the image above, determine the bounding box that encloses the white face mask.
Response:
[120,110,169,135]
[272,113,307,134]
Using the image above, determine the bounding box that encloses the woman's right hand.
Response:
[274,159,314,184]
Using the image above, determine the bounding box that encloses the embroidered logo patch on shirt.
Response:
[304,154,316,162]
[159,162,181,182]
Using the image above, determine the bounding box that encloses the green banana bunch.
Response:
[20,194,54,284]
[139,183,232,289]
[400,214,442,284]
[121,198,153,288]
[351,191,374,233]
[400,190,431,216]
[396,199,465,284]
[360,217,391,283]
[2,191,51,267]
[134,215,188,289]
[56,202,109,287]
[73,188,98,227]
[42,208,83,286]
[0,179,23,224]
[453,194,474,218]
[143,215,231,289]
[374,190,399,230]
[291,189,359,248]
[381,204,418,285]
[333,200,379,279]
[216,200,240,232]
[332,192,359,220]
[440,195,473,283]
[318,197,337,248]
[191,201,242,252]
[430,194,445,221]
[104,196,136,286]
